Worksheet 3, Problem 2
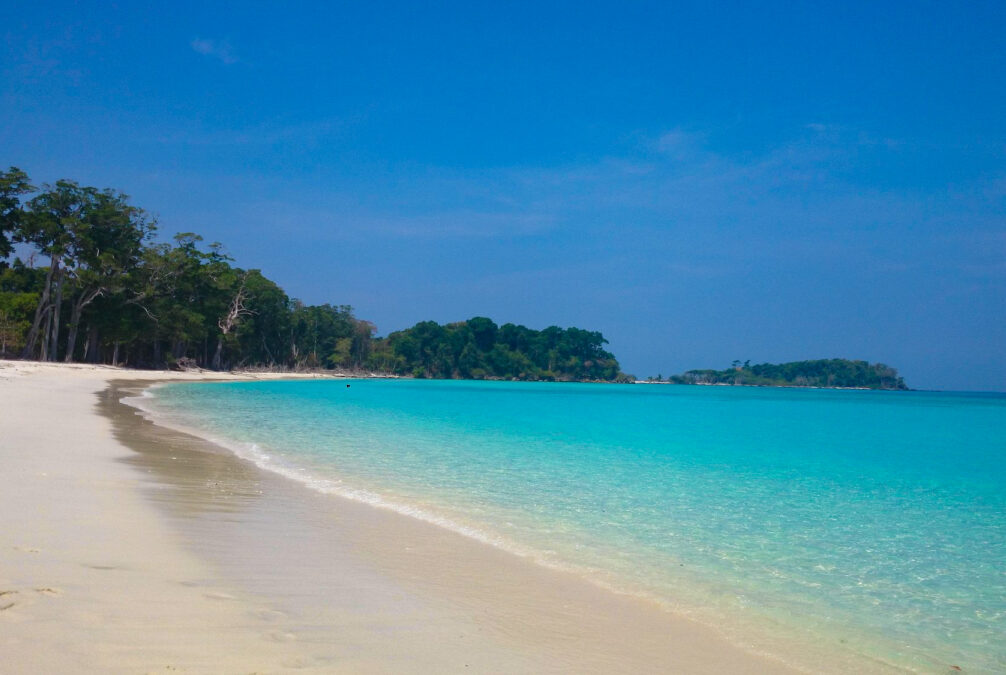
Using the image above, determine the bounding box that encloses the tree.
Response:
[467,316,498,352]
[18,180,85,360]
[0,167,33,264]
[350,319,375,368]
[235,270,291,367]
[134,234,234,367]
[12,180,153,361]
[3,169,633,378]
[290,303,356,369]
[212,271,254,370]
[61,189,154,361]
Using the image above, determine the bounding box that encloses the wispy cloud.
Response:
[145,117,348,147]
[653,129,704,159]
[190,38,237,64]
[145,124,1006,284]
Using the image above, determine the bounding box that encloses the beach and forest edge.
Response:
[3,3,1006,673]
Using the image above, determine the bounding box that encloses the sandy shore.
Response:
[0,360,805,673]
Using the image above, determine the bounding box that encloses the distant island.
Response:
[370,318,629,382]
[650,359,908,390]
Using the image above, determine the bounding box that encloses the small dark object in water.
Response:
[346,384,350,388]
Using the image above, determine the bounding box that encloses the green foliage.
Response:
[371,317,627,381]
[0,167,627,378]
[0,167,33,262]
[0,168,378,370]
[0,262,37,355]
[668,359,909,390]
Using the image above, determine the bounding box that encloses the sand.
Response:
[0,360,804,673]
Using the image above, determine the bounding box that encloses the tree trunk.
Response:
[40,308,53,361]
[64,305,82,363]
[48,269,63,361]
[212,275,252,371]
[261,334,275,366]
[212,337,224,371]
[65,288,102,363]
[82,325,93,362]
[21,262,56,359]
[85,324,100,363]
[112,340,120,366]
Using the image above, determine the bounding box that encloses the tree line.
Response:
[662,359,908,390]
[371,318,630,381]
[0,167,628,381]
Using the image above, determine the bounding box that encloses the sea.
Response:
[133,379,1006,673]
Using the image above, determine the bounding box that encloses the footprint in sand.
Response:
[203,591,237,601]
[35,587,63,597]
[13,546,40,554]
[266,630,297,643]
[253,608,288,622]
[0,590,18,611]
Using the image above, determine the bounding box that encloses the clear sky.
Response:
[2,1,1004,390]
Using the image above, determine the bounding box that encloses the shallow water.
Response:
[139,379,1006,673]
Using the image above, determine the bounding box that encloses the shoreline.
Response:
[0,361,322,672]
[634,380,909,391]
[2,360,888,673]
[124,377,917,675]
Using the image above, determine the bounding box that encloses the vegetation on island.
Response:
[0,167,629,381]
[652,359,908,390]
[372,318,628,381]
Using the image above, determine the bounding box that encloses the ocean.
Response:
[134,379,1006,673]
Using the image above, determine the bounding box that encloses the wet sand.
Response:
[1,361,803,673]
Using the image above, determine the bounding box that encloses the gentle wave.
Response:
[123,386,811,668]
[126,386,580,570]
[123,380,1006,674]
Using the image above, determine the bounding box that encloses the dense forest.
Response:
[658,359,908,390]
[374,319,627,381]
[0,167,628,381]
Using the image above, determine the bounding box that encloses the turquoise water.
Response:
[138,380,1006,673]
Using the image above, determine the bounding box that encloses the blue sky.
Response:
[2,1,1004,389]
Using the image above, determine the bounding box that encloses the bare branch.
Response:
[217,274,256,336]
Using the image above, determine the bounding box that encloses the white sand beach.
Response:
[0,360,803,673]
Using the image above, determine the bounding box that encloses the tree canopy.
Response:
[667,359,909,390]
[0,167,628,381]
[368,317,628,381]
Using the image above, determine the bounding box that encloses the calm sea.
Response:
[136,379,1006,673]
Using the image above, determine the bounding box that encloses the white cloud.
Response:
[654,129,702,158]
[190,38,237,64]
